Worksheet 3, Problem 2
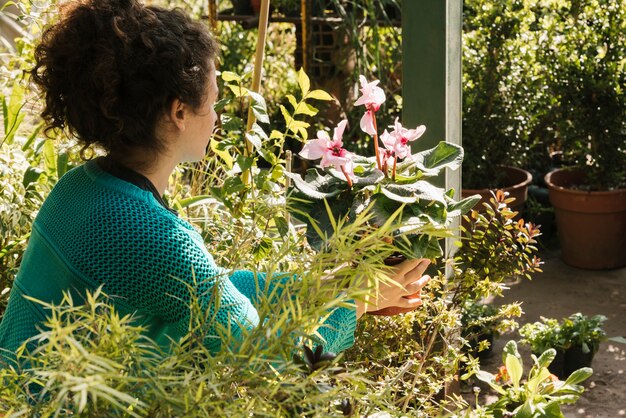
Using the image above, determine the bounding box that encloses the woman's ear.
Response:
[168,98,187,132]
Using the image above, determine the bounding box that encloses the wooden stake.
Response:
[243,0,271,186]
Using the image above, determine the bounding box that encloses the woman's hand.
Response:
[355,259,431,318]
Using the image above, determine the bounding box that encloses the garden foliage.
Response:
[0,0,580,416]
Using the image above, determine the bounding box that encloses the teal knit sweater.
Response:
[0,160,356,366]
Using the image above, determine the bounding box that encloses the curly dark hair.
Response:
[30,0,219,159]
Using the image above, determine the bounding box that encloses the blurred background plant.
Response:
[1,0,598,415]
[534,0,626,191]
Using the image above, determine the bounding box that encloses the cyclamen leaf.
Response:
[447,194,481,217]
[285,172,342,200]
[383,181,447,204]
[413,141,463,173]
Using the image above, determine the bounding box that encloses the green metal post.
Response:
[402,1,462,259]
[402,0,462,192]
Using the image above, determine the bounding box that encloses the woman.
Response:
[0,0,430,367]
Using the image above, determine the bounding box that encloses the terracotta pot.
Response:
[462,166,533,214]
[544,169,626,269]
[251,0,261,14]
[367,255,420,316]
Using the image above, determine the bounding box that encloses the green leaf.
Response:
[21,122,43,154]
[236,155,255,172]
[515,400,534,418]
[176,195,215,208]
[221,114,243,132]
[226,83,249,98]
[23,166,43,189]
[297,68,310,96]
[253,237,274,261]
[413,141,464,174]
[249,91,269,124]
[475,370,507,395]
[542,402,565,418]
[210,137,233,168]
[285,171,343,200]
[42,139,57,178]
[537,348,556,369]
[280,105,293,126]
[214,97,231,112]
[382,181,447,204]
[306,89,334,101]
[269,130,284,140]
[506,353,523,388]
[563,367,593,386]
[245,133,263,151]
[57,151,69,178]
[274,216,289,237]
[447,194,481,217]
[221,71,241,82]
[222,176,246,195]
[286,94,299,111]
[2,83,26,145]
[609,336,626,344]
[295,103,318,117]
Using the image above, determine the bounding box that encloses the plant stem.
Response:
[341,165,353,188]
[392,156,397,181]
[372,110,381,170]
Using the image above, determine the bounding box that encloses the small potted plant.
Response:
[519,313,607,379]
[461,301,500,359]
[560,313,607,376]
[519,317,568,378]
[538,0,626,269]
[286,73,480,315]
[474,340,593,416]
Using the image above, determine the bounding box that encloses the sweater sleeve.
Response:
[229,270,357,353]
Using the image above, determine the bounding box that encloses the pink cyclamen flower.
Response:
[299,119,354,181]
[380,118,426,160]
[354,75,386,136]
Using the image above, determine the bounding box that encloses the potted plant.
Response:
[538,0,626,269]
[560,313,607,376]
[519,313,607,379]
[461,0,533,213]
[518,317,568,378]
[474,340,593,417]
[461,301,500,359]
[286,73,480,315]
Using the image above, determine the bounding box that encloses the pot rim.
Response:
[544,168,626,196]
[463,166,532,194]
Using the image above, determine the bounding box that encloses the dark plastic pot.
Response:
[564,345,595,376]
[464,331,495,359]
